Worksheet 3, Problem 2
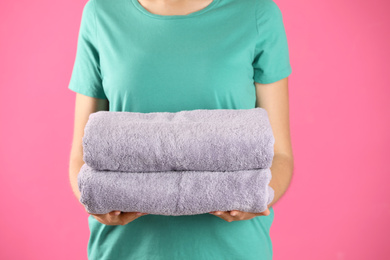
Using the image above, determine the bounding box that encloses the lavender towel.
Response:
[82,107,275,172]
[78,163,274,216]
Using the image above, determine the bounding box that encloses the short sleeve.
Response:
[68,0,107,99]
[253,0,292,84]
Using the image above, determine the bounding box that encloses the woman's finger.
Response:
[229,210,241,217]
[254,208,271,216]
[114,211,121,216]
[230,210,252,220]
[259,208,270,216]
[212,211,236,222]
[120,212,147,225]
[211,210,259,221]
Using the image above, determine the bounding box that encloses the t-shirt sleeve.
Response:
[68,0,108,99]
[253,0,292,84]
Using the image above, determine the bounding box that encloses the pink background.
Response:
[1,0,389,259]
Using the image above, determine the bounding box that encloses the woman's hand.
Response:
[209,208,270,222]
[89,210,149,225]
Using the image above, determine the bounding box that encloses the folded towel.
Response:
[78,163,274,216]
[82,107,275,172]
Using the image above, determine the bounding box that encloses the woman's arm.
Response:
[255,77,294,208]
[68,93,109,202]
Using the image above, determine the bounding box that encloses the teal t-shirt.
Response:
[68,0,292,259]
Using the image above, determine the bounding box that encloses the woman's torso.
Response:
[97,0,260,113]
[87,0,276,259]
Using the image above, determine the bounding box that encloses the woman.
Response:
[68,0,294,259]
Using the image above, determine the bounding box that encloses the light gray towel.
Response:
[78,163,274,216]
[82,107,275,172]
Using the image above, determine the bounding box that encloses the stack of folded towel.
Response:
[78,107,275,216]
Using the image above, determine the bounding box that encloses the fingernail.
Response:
[215,212,222,215]
[115,211,121,215]
[230,212,237,216]
[136,212,142,215]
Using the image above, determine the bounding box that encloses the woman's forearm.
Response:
[267,153,294,208]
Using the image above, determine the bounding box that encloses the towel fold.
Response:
[82,107,275,172]
[78,163,274,216]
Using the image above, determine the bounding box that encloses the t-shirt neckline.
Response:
[131,0,221,20]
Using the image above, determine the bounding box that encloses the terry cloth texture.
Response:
[78,107,275,216]
[82,107,275,172]
[78,163,274,216]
